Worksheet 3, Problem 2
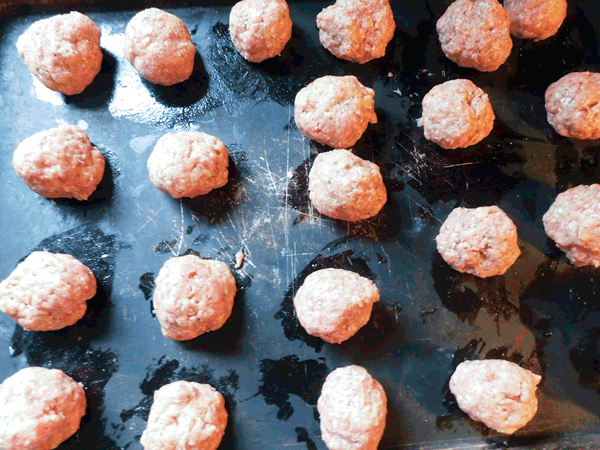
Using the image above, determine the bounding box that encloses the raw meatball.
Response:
[543,184,600,267]
[12,125,105,201]
[153,255,236,341]
[124,8,195,86]
[147,131,229,198]
[308,149,386,221]
[294,75,377,149]
[316,0,396,64]
[0,251,97,331]
[16,12,102,95]
[140,381,227,450]
[544,72,600,140]
[504,0,567,41]
[449,359,541,434]
[420,79,495,149]
[437,0,512,72]
[229,0,293,63]
[436,206,521,278]
[294,268,379,344]
[318,365,387,450]
[0,367,86,450]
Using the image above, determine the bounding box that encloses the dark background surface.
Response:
[0,1,599,449]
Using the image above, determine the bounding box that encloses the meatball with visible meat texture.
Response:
[504,0,567,41]
[543,184,600,267]
[317,0,396,64]
[294,268,380,344]
[318,365,387,450]
[436,206,521,278]
[450,359,541,434]
[437,0,512,72]
[16,12,103,95]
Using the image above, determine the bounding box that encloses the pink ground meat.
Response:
[16,12,103,95]
[450,359,541,434]
[0,251,97,331]
[504,0,567,41]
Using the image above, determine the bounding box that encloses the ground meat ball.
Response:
[294,268,379,344]
[294,75,377,149]
[0,367,86,450]
[124,8,195,86]
[147,131,229,198]
[0,251,97,331]
[544,72,600,140]
[504,0,567,41]
[308,149,387,221]
[420,79,495,149]
[543,184,600,267]
[437,0,512,72]
[16,12,102,95]
[229,0,293,63]
[436,206,521,278]
[450,359,541,434]
[316,0,395,64]
[318,366,387,450]
[12,125,105,201]
[153,255,236,341]
[140,381,227,450]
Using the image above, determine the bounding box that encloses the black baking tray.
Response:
[0,1,599,449]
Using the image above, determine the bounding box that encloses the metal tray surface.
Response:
[0,1,599,449]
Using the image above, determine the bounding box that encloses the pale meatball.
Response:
[147,131,229,198]
[124,8,195,86]
[316,0,396,64]
[0,251,97,331]
[229,0,293,63]
[294,268,380,344]
[544,72,600,140]
[450,359,541,434]
[543,184,600,267]
[504,0,567,41]
[12,125,105,201]
[318,366,387,450]
[153,255,236,341]
[294,75,377,149]
[308,149,387,222]
[437,0,512,72]
[0,367,86,450]
[420,79,495,149]
[140,381,227,450]
[436,206,521,278]
[16,12,103,95]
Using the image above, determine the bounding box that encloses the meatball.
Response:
[318,365,387,450]
[449,359,541,434]
[16,12,102,95]
[140,381,227,450]
[308,149,387,222]
[147,131,229,198]
[436,206,521,278]
[229,0,293,63]
[504,0,567,41]
[294,75,377,149]
[0,251,97,331]
[124,8,195,86]
[153,255,236,341]
[544,72,600,140]
[294,268,380,344]
[12,125,105,201]
[543,184,600,267]
[316,0,396,64]
[437,0,512,72]
[420,79,495,149]
[0,367,86,450]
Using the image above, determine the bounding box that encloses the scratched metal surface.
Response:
[0,1,599,449]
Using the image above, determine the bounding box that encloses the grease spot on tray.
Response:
[295,426,318,450]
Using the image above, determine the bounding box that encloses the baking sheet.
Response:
[0,1,599,449]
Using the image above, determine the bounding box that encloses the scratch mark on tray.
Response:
[137,204,163,231]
